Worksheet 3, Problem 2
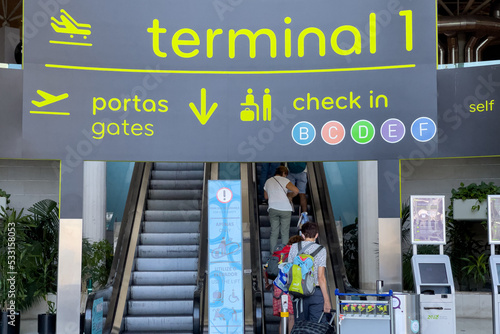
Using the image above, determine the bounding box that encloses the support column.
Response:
[83,161,106,242]
[0,27,19,63]
[378,160,402,292]
[358,161,379,291]
[57,163,84,334]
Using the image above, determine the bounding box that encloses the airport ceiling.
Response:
[0,0,499,28]
[0,0,495,31]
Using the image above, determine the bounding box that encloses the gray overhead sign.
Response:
[22,0,438,162]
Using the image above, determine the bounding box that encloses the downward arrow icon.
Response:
[189,88,218,125]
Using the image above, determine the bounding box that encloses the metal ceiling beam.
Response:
[463,0,476,14]
[470,0,492,14]
[1,0,6,21]
[6,0,21,20]
[439,0,456,16]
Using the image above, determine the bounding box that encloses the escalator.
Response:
[251,162,356,333]
[87,162,209,334]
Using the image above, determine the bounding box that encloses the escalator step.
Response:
[132,271,197,285]
[147,199,201,211]
[124,315,193,332]
[148,189,202,200]
[149,180,203,190]
[135,258,198,271]
[130,285,196,300]
[143,221,200,233]
[127,300,194,315]
[140,233,199,245]
[154,162,204,171]
[145,210,201,222]
[137,245,199,258]
[151,170,204,180]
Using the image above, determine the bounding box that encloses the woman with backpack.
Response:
[264,165,299,253]
[270,235,302,334]
[287,222,332,324]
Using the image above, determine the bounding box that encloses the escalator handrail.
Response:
[310,162,355,293]
[193,163,211,334]
[247,163,264,334]
[102,162,153,334]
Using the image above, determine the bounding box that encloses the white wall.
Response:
[0,159,59,212]
[400,157,500,208]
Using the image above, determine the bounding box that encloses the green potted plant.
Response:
[81,238,114,293]
[0,206,36,334]
[0,189,10,211]
[25,199,59,334]
[452,182,500,220]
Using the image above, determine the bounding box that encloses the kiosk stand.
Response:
[488,195,500,334]
[410,195,456,334]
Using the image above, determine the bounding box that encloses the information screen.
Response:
[419,263,448,284]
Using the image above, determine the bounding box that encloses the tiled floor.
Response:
[18,317,495,333]
[456,317,492,333]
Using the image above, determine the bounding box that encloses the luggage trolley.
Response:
[335,289,394,334]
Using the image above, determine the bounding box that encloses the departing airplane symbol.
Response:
[30,90,70,116]
[189,88,218,125]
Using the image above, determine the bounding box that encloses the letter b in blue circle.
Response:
[411,117,436,142]
[292,121,316,146]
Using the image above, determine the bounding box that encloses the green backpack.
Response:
[287,242,324,298]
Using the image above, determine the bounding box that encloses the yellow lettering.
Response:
[92,122,105,139]
[147,19,167,57]
[369,13,376,54]
[123,98,131,112]
[131,124,143,136]
[107,123,120,136]
[293,97,304,110]
[158,99,169,112]
[93,97,106,115]
[331,25,361,55]
[337,96,347,109]
[228,29,277,58]
[399,10,413,51]
[145,124,154,136]
[172,28,200,58]
[207,29,223,58]
[298,28,325,57]
[108,98,121,111]
[322,97,334,110]
[143,99,156,112]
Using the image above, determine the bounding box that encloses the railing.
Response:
[308,162,355,294]
[247,163,264,333]
[193,163,211,334]
[100,162,152,334]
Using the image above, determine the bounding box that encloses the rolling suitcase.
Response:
[291,312,336,334]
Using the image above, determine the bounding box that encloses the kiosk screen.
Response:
[419,263,448,283]
[496,264,500,280]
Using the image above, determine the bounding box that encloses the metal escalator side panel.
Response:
[309,162,353,294]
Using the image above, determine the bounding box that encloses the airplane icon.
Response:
[51,9,91,37]
[32,90,69,107]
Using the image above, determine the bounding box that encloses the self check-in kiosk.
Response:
[412,255,456,334]
[410,195,456,334]
[488,195,500,334]
[490,255,500,334]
